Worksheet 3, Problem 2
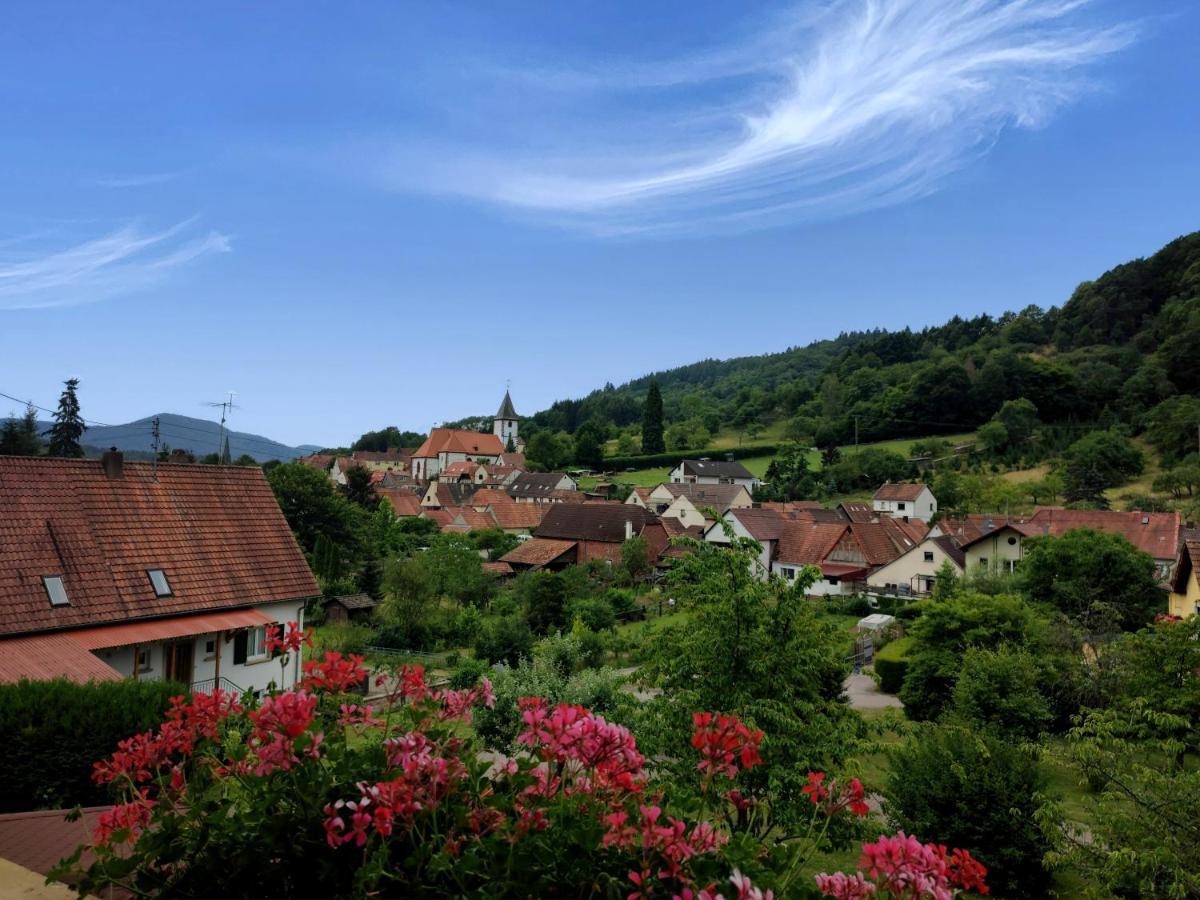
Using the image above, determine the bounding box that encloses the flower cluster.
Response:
[92,688,243,786]
[244,690,322,776]
[92,790,155,848]
[801,771,870,818]
[518,697,646,791]
[265,620,312,656]
[301,650,368,693]
[607,803,727,887]
[815,832,988,899]
[691,712,763,782]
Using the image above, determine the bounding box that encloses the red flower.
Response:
[264,621,312,656]
[301,651,367,693]
[816,831,988,899]
[803,772,870,818]
[691,713,763,782]
[92,791,155,847]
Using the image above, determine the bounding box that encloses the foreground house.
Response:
[0,453,319,691]
[771,518,926,595]
[702,507,787,578]
[872,483,937,523]
[669,458,759,490]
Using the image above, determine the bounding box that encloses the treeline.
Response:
[517,231,1200,466]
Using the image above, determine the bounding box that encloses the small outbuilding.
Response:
[856,613,896,633]
[325,593,379,624]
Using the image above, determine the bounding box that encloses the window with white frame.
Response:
[246,626,268,660]
[136,647,152,673]
[923,551,935,562]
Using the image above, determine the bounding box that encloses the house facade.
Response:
[702,507,785,579]
[867,535,965,597]
[632,483,752,527]
[669,459,759,490]
[1168,537,1200,618]
[872,483,937,522]
[507,472,578,503]
[0,453,319,693]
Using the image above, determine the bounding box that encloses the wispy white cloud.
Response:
[383,0,1135,234]
[94,170,189,188]
[0,218,231,310]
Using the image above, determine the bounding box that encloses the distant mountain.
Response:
[33,413,319,462]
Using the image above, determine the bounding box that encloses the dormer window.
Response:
[147,568,173,597]
[43,575,69,607]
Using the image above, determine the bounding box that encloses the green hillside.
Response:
[526,231,1200,507]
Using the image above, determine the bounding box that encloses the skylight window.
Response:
[43,575,69,607]
[147,568,172,597]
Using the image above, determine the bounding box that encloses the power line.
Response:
[0,389,116,428]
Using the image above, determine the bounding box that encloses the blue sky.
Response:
[1,1,1197,448]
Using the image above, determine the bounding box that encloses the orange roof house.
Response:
[0,453,319,688]
[410,429,505,481]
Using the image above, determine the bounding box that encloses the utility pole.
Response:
[854,416,860,455]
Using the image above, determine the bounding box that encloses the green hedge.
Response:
[0,678,183,812]
[604,444,778,472]
[874,637,915,695]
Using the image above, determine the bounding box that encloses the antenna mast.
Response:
[202,391,240,459]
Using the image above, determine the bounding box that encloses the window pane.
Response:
[43,576,69,607]
[147,569,172,597]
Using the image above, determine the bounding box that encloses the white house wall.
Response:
[89,600,307,695]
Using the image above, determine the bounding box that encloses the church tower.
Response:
[493,389,520,451]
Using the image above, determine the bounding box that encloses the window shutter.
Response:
[233,631,247,665]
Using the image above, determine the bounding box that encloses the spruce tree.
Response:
[220,436,231,464]
[0,403,44,456]
[641,380,665,454]
[47,379,86,458]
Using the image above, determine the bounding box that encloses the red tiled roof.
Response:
[838,502,875,523]
[758,500,824,513]
[411,428,504,460]
[873,482,930,502]
[536,504,657,543]
[500,538,578,568]
[850,520,923,566]
[938,515,1038,545]
[0,633,121,684]
[497,452,526,468]
[445,506,496,531]
[421,508,455,527]
[660,482,750,511]
[440,461,478,480]
[68,607,275,650]
[378,490,422,517]
[490,502,545,530]
[0,805,111,881]
[482,561,514,576]
[471,488,515,508]
[0,457,319,638]
[776,522,848,565]
[1025,508,1181,561]
[298,454,332,471]
[726,507,787,541]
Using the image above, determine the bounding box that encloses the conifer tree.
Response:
[641,380,665,454]
[47,379,86,458]
[0,403,45,456]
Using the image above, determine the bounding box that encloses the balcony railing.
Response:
[190,676,246,695]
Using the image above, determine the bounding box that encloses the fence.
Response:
[190,676,246,695]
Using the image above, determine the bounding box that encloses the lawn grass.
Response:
[590,431,978,493]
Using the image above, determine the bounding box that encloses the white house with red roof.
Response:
[872,483,937,522]
[0,452,320,693]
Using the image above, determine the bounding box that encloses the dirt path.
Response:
[844,673,903,710]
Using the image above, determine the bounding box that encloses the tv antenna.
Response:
[202,391,240,459]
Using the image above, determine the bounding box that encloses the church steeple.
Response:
[493,388,520,448]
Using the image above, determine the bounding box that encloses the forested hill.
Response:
[527,231,1200,452]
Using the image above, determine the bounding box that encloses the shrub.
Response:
[887,722,1049,895]
[0,678,183,812]
[447,657,492,690]
[565,596,616,632]
[306,622,377,659]
[473,617,534,666]
[873,637,914,695]
[950,646,1052,741]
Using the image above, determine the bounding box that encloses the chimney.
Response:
[624,518,634,541]
[101,448,124,479]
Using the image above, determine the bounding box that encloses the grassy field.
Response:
[588,431,977,492]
